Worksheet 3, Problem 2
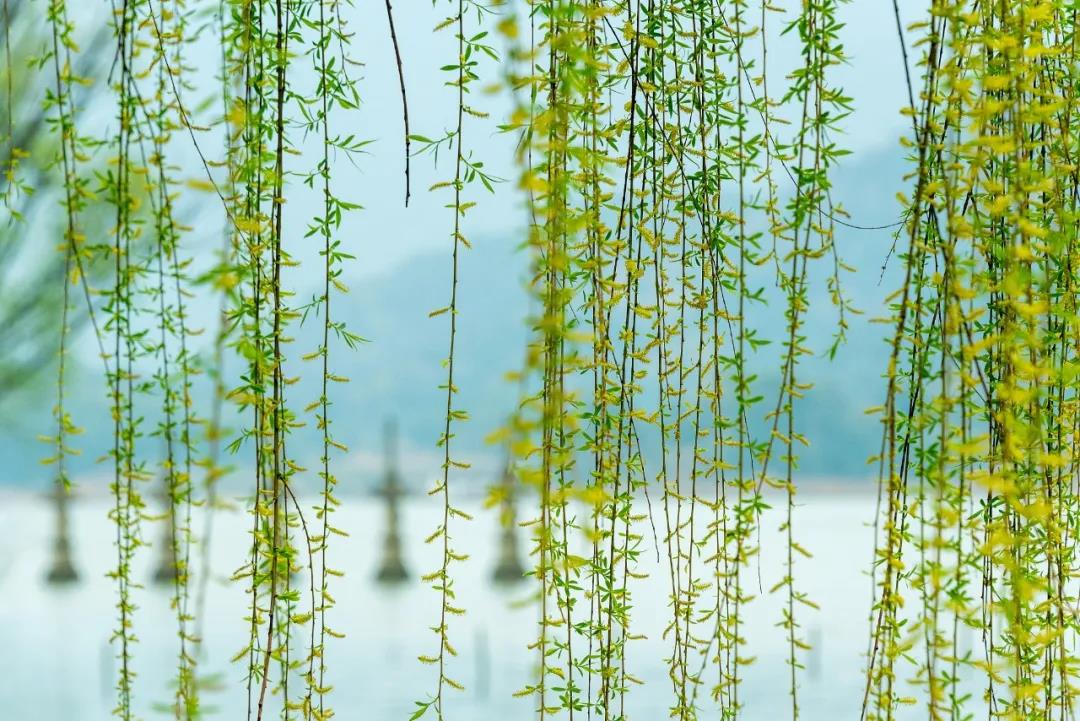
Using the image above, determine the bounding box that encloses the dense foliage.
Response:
[7,0,1080,720]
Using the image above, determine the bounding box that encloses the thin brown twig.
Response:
[384,0,410,206]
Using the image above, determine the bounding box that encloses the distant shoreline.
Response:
[0,478,881,503]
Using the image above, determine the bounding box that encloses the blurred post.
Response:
[45,479,78,584]
[375,418,408,584]
[152,475,178,584]
[491,460,524,584]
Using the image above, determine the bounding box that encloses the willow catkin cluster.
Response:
[865,1,1080,720]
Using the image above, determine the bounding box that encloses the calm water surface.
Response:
[1,489,954,720]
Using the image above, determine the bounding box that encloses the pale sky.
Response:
[333,0,926,277]
[42,0,928,283]
[1,0,932,488]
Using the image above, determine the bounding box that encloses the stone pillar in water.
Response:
[45,479,78,584]
[491,461,524,584]
[375,419,409,584]
[152,480,178,585]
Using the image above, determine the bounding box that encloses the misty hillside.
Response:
[0,141,910,493]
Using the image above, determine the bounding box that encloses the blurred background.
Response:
[0,0,940,718]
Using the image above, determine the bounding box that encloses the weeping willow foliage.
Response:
[492,0,850,718]
[14,0,1080,719]
[411,1,499,717]
[864,2,1080,720]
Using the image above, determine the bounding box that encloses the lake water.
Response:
[0,488,949,720]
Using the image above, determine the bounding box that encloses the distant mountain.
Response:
[0,141,912,493]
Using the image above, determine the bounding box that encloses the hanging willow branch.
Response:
[383,0,410,206]
[24,1,1080,721]
[865,2,1080,721]
[413,3,500,719]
